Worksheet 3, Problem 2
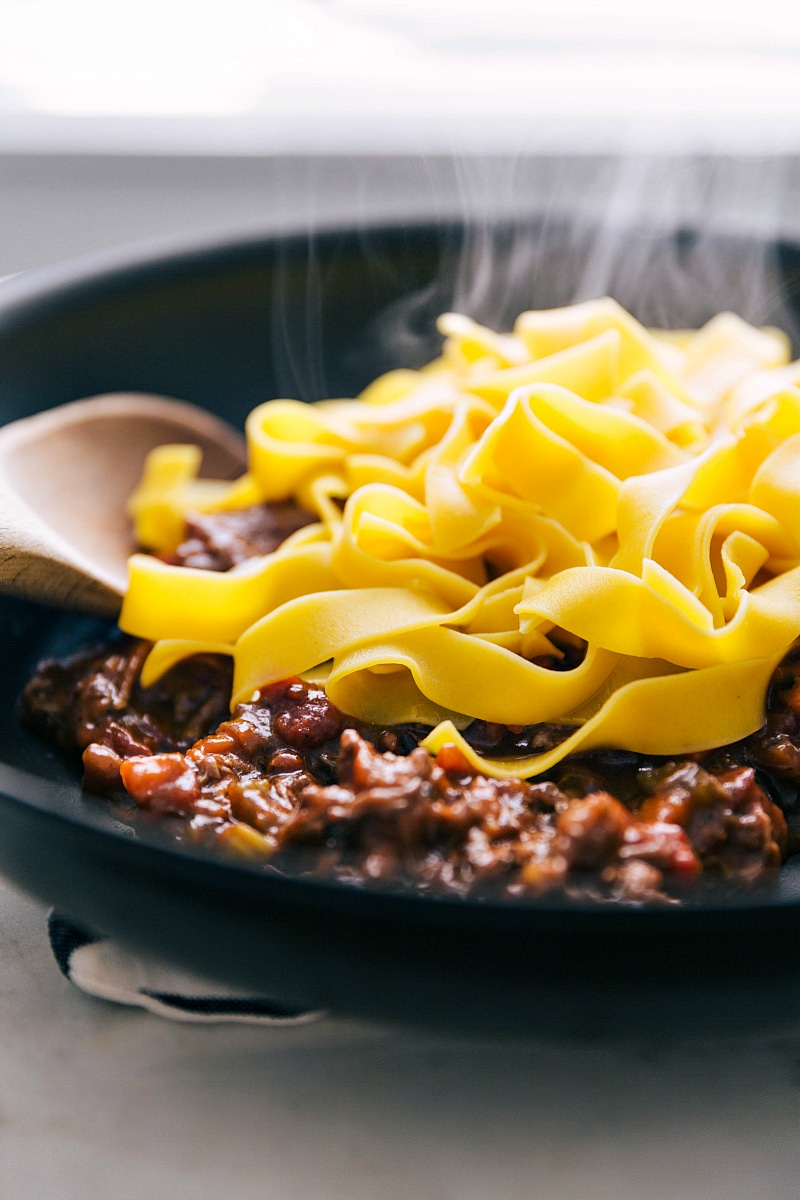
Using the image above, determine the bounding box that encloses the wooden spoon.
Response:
[0,393,247,617]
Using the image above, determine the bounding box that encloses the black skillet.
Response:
[2,220,800,1036]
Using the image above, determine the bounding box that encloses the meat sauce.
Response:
[19,502,800,905]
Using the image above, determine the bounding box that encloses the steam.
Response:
[372,155,800,358]
[268,154,800,400]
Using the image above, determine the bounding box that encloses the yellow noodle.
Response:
[420,655,782,779]
[121,297,800,779]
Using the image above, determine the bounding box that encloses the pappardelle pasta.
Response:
[122,297,800,779]
[22,296,800,905]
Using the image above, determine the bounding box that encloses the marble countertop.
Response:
[1,875,799,1200]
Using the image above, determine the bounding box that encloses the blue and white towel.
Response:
[48,913,324,1025]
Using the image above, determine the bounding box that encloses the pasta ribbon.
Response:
[421,655,782,780]
[121,297,800,778]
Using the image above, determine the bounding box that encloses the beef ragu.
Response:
[22,299,800,905]
[19,501,800,906]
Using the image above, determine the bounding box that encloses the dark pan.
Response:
[2,220,800,1037]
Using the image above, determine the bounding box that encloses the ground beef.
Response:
[19,638,233,787]
[109,675,789,903]
[19,643,795,904]
[17,500,800,905]
[744,643,800,780]
[163,502,315,571]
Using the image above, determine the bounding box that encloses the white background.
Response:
[1,0,800,154]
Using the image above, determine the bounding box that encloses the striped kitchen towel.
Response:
[48,912,325,1026]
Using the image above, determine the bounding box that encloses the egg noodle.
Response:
[120,298,800,780]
